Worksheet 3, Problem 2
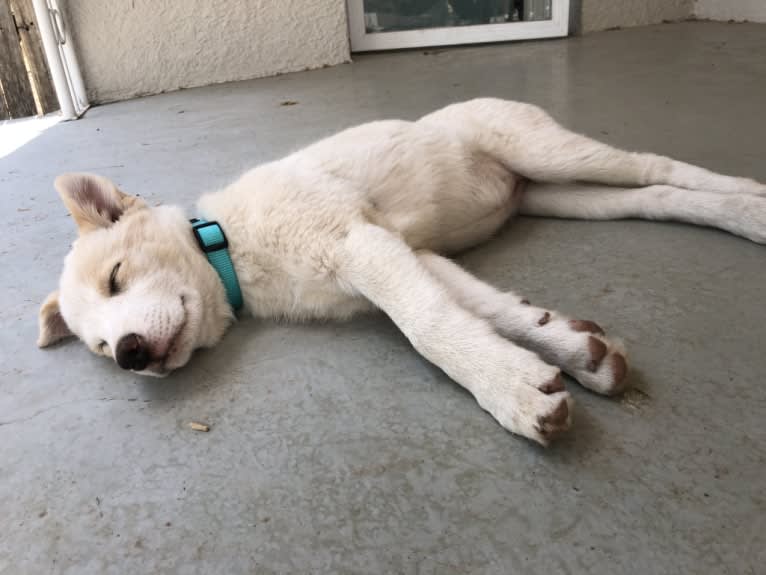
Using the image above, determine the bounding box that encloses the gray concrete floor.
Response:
[1,21,765,575]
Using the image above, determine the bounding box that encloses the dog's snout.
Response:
[115,333,150,371]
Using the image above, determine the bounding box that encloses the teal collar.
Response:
[190,219,243,310]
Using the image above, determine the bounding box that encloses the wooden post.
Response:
[0,0,36,118]
[0,89,10,120]
[11,0,58,114]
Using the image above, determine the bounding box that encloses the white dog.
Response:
[38,99,766,444]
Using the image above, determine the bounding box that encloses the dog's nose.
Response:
[115,334,151,371]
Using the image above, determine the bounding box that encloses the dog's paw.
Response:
[531,391,573,445]
[562,320,629,395]
[735,178,766,196]
[721,194,766,244]
[476,383,573,446]
[530,314,629,395]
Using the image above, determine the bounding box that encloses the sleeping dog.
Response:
[38,99,766,444]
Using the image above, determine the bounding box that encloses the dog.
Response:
[37,99,766,444]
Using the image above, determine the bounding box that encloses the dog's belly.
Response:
[365,152,524,254]
[378,173,526,254]
[304,119,523,254]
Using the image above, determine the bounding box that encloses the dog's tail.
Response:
[518,182,766,244]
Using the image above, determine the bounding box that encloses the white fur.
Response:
[39,99,766,444]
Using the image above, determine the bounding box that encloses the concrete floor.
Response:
[1,21,764,575]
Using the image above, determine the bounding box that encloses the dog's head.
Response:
[38,173,234,376]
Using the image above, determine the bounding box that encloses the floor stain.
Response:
[621,387,651,410]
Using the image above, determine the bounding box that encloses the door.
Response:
[31,0,88,119]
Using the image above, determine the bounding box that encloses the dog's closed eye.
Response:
[108,262,122,296]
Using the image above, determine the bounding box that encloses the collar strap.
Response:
[190,219,243,310]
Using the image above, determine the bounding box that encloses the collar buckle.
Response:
[191,219,229,253]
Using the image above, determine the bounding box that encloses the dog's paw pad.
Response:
[538,372,565,394]
[609,353,629,393]
[568,319,605,335]
[574,344,630,396]
[586,336,607,372]
[535,394,571,441]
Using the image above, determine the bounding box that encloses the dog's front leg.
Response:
[336,223,572,445]
[418,252,630,396]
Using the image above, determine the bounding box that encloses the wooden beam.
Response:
[0,0,36,118]
[11,0,58,114]
[0,83,11,120]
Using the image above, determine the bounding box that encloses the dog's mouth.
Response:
[157,322,187,373]
[139,296,190,377]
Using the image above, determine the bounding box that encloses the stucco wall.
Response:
[65,0,351,103]
[694,0,766,23]
[581,0,693,33]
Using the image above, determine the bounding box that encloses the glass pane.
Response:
[363,1,553,34]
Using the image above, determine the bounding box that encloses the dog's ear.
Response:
[54,173,145,235]
[38,291,74,348]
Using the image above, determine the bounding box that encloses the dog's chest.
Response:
[238,250,372,322]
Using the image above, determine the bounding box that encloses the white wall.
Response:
[694,0,766,22]
[581,0,693,33]
[66,0,765,103]
[65,0,351,103]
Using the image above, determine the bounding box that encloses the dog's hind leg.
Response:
[429,98,765,194]
[519,182,766,244]
[337,222,572,445]
[417,251,630,396]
